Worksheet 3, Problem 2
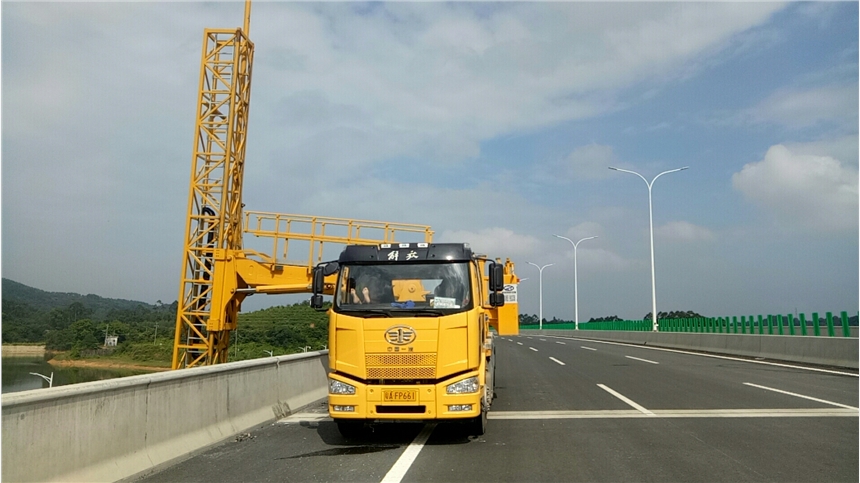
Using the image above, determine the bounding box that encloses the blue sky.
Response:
[2,1,857,322]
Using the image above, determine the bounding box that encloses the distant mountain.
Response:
[2,278,156,317]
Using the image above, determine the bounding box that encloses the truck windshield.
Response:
[334,262,472,314]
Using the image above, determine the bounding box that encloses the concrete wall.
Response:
[2,352,329,483]
[533,330,859,369]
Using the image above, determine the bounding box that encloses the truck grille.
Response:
[366,353,436,379]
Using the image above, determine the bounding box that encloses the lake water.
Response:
[2,356,156,394]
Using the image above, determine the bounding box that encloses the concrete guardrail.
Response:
[533,330,859,369]
[2,351,329,483]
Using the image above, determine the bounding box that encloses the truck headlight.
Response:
[446,376,479,394]
[329,379,356,395]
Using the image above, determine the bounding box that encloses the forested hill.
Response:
[1,279,329,357]
[2,278,157,315]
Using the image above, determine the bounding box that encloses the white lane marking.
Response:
[380,423,437,483]
[539,339,546,341]
[556,341,566,345]
[489,408,859,419]
[597,384,655,416]
[743,383,860,410]
[539,335,858,377]
[626,355,659,365]
[517,342,523,345]
[549,357,566,366]
[580,346,596,351]
[278,413,330,423]
[278,407,860,425]
[529,347,538,352]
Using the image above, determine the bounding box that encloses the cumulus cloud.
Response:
[655,221,715,242]
[732,144,858,233]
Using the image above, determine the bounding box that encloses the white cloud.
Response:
[784,135,859,168]
[540,144,618,182]
[744,84,858,130]
[655,221,715,242]
[438,227,540,259]
[732,144,859,233]
[559,221,606,241]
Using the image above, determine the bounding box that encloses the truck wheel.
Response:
[335,420,365,440]
[468,401,487,436]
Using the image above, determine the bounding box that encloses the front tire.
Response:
[335,420,365,439]
[468,401,488,436]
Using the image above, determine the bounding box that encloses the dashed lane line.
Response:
[539,335,858,377]
[626,355,659,364]
[529,347,538,352]
[549,357,566,366]
[744,382,859,410]
[380,423,437,483]
[580,346,596,351]
[597,384,655,416]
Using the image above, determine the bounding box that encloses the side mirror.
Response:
[311,261,339,310]
[312,266,326,294]
[489,263,504,292]
[490,292,505,307]
[322,261,339,276]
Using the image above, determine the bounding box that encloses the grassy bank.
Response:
[2,344,47,357]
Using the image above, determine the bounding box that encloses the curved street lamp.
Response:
[609,166,688,331]
[553,235,598,330]
[527,262,553,330]
[30,372,54,388]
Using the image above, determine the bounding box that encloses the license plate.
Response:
[383,389,418,402]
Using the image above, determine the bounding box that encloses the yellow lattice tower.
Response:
[173,7,254,369]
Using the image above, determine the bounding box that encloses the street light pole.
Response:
[30,372,54,388]
[608,166,688,332]
[527,262,553,330]
[554,235,598,330]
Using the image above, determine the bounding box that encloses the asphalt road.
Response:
[135,334,859,483]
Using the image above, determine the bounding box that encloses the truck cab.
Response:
[311,242,516,437]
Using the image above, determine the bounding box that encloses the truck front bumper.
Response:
[328,372,482,421]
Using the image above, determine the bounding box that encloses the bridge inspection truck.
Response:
[170,1,520,439]
[311,242,519,436]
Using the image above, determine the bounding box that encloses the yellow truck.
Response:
[311,242,519,437]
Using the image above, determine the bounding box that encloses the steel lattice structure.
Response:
[173,28,254,369]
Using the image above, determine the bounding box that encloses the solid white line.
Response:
[488,408,859,419]
[529,347,538,352]
[556,341,566,345]
[549,357,566,366]
[380,423,437,483]
[597,384,655,416]
[580,346,596,351]
[539,335,858,377]
[626,355,659,364]
[743,383,860,410]
[278,413,330,423]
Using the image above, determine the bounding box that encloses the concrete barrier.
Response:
[533,330,858,369]
[2,352,329,483]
